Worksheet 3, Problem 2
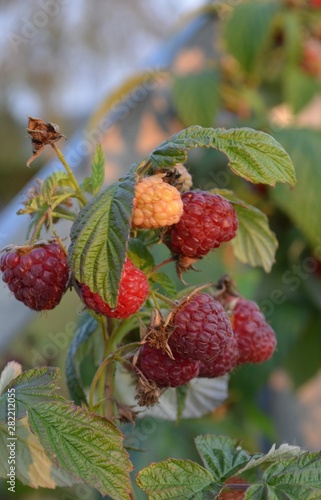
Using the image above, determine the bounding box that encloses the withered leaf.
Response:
[26,116,66,167]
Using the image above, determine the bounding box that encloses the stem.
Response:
[105,360,117,419]
[136,158,152,177]
[101,317,109,345]
[88,318,138,414]
[29,212,49,244]
[149,288,160,310]
[154,291,177,308]
[147,257,175,278]
[29,192,77,244]
[88,355,112,412]
[105,320,125,356]
[50,212,76,221]
[51,144,88,207]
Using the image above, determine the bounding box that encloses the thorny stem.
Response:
[51,143,88,207]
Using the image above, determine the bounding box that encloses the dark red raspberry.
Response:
[137,343,200,387]
[218,476,249,499]
[168,293,234,363]
[0,242,69,311]
[199,334,239,377]
[79,258,149,319]
[166,191,238,258]
[232,298,276,364]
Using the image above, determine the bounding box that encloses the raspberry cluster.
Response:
[0,242,69,311]
[136,291,276,392]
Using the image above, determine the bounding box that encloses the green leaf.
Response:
[0,361,22,394]
[224,1,278,74]
[272,129,321,248]
[150,271,177,299]
[82,143,105,195]
[136,459,214,499]
[65,313,99,406]
[195,435,251,481]
[149,126,296,186]
[127,238,155,272]
[246,452,321,499]
[0,418,77,489]
[68,173,136,308]
[172,70,220,127]
[42,171,71,202]
[283,67,320,114]
[0,367,60,422]
[211,189,278,272]
[238,443,303,474]
[28,398,132,499]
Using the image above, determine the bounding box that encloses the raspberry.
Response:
[218,476,249,499]
[198,335,239,377]
[137,343,200,387]
[132,175,183,229]
[0,241,68,311]
[166,191,238,258]
[232,298,276,364]
[168,293,234,363]
[79,258,149,319]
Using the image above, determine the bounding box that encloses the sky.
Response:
[0,0,207,123]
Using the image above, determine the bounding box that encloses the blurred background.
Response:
[1,0,321,498]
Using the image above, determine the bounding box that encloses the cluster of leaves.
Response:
[1,362,321,499]
[137,435,321,499]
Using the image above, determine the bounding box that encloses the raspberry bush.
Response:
[1,115,319,499]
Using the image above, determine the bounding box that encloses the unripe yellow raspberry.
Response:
[132,175,183,229]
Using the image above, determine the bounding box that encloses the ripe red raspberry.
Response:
[137,343,200,387]
[0,241,69,311]
[198,335,239,378]
[166,191,238,258]
[168,293,234,363]
[232,298,276,364]
[79,258,149,319]
[132,175,183,229]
